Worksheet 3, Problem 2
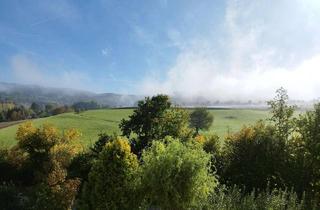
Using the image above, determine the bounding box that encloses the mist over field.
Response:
[2,1,320,209]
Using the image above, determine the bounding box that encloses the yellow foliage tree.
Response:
[13,122,82,209]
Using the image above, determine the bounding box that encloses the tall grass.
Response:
[206,186,317,210]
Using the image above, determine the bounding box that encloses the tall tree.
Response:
[120,95,192,155]
[14,122,82,209]
[267,87,295,141]
[290,103,320,197]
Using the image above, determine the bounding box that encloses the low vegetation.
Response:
[0,108,268,148]
[0,89,319,209]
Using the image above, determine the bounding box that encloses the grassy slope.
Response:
[0,108,269,149]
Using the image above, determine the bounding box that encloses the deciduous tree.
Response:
[190,108,214,135]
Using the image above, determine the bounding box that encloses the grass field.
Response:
[0,108,270,149]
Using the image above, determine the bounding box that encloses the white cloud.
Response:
[139,0,320,101]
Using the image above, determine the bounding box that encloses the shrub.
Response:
[0,183,24,210]
[207,186,307,210]
[221,121,287,192]
[11,122,82,209]
[140,138,217,209]
[78,137,139,210]
[287,103,320,204]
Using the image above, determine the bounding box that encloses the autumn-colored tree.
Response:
[13,122,82,209]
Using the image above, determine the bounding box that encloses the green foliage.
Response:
[72,101,100,113]
[2,91,320,209]
[222,121,287,192]
[30,102,43,115]
[120,95,192,155]
[68,152,93,182]
[288,103,320,199]
[202,134,221,155]
[120,94,171,154]
[68,134,115,197]
[45,103,56,115]
[52,105,73,115]
[0,149,17,183]
[3,105,32,121]
[89,133,113,156]
[30,180,80,210]
[201,134,223,174]
[0,108,269,149]
[140,138,217,209]
[0,183,24,210]
[78,137,139,210]
[0,101,65,123]
[158,108,193,140]
[190,107,214,135]
[267,87,295,141]
[207,186,308,210]
[0,101,15,112]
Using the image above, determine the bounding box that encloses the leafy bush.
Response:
[207,186,308,210]
[78,137,139,210]
[221,121,287,192]
[3,122,82,209]
[140,138,217,209]
[287,103,320,204]
[0,183,24,210]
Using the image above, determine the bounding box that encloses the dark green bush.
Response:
[221,121,288,192]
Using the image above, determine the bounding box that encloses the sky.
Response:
[0,0,320,101]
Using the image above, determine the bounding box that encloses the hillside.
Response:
[0,82,142,107]
[0,108,270,148]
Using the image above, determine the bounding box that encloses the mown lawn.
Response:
[0,108,270,149]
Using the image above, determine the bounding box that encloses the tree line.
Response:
[0,88,320,209]
[0,101,100,122]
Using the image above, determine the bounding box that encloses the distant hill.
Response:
[1,82,314,109]
[0,82,142,107]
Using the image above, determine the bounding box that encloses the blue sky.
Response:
[1,0,320,100]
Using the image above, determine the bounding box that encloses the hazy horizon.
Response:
[1,0,320,101]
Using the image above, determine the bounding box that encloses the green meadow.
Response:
[0,108,270,149]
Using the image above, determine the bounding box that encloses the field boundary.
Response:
[0,120,25,130]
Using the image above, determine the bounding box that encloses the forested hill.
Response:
[0,82,142,107]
